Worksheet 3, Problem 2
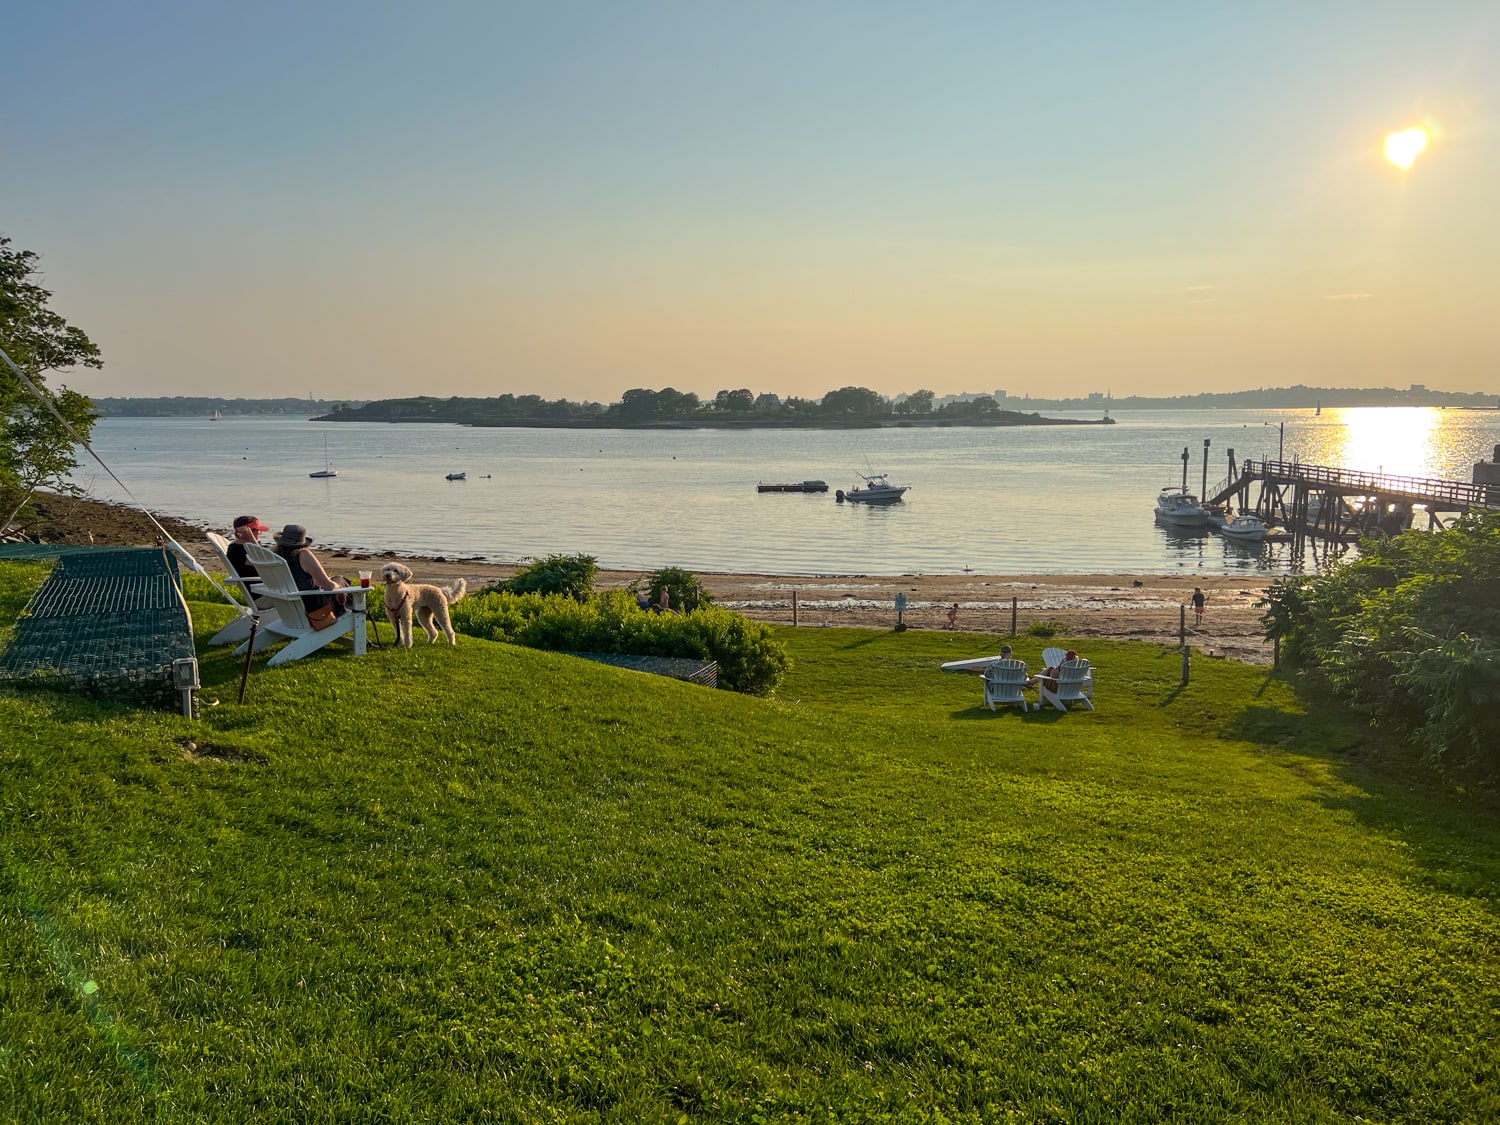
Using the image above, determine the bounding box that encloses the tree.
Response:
[713,388,755,413]
[819,386,887,415]
[906,388,935,414]
[1,236,102,534]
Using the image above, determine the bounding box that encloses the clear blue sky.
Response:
[6,2,1498,401]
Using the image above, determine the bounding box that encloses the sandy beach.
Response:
[24,494,1276,663]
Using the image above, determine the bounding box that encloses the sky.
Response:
[6,2,1500,402]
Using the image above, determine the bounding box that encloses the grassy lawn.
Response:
[1,562,1497,1122]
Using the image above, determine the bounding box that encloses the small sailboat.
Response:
[309,436,337,479]
[210,408,222,420]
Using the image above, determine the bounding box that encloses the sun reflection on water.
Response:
[1300,407,1453,479]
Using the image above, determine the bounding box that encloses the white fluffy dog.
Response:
[380,562,466,647]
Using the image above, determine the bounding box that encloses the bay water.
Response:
[72,407,1500,577]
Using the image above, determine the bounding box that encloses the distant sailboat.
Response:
[1315,401,1321,416]
[210,408,222,421]
[309,436,337,479]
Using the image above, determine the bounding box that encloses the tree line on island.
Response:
[313,386,1092,428]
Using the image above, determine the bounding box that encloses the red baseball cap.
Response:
[233,516,270,532]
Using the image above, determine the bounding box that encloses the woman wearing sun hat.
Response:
[271,524,346,616]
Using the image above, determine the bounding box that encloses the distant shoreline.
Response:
[312,413,1117,430]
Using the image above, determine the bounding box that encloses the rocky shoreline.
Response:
[15,493,1276,663]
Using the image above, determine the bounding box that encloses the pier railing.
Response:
[1239,460,1500,511]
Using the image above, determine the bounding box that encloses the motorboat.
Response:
[1217,513,1268,542]
[836,473,910,503]
[445,472,467,481]
[1154,487,1207,528]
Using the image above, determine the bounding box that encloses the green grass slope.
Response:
[1,565,1497,1123]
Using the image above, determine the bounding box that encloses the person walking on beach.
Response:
[1191,587,1206,627]
[946,602,958,630]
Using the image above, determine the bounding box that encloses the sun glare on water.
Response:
[1384,127,1428,169]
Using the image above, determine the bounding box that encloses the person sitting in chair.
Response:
[226,515,270,580]
[1037,649,1079,693]
[271,524,347,617]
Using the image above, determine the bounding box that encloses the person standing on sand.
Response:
[1192,587,1206,626]
[946,603,958,630]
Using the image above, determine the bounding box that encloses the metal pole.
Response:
[1181,447,1189,491]
[1201,438,1211,500]
[1279,422,1284,462]
[237,616,259,704]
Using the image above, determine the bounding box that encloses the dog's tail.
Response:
[447,578,467,604]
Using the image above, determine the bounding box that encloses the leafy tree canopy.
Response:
[1261,511,1500,773]
[1,235,102,534]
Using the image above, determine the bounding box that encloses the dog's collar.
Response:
[386,589,410,612]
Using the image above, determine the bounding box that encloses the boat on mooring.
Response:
[1216,513,1269,542]
[837,473,910,503]
[757,480,828,493]
[309,436,338,478]
[445,472,467,481]
[1154,487,1207,528]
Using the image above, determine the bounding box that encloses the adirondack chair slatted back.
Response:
[243,543,312,631]
[983,658,1029,711]
[207,531,258,607]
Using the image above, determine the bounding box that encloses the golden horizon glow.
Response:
[1384,127,1429,169]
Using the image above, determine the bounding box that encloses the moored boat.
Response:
[837,473,910,503]
[1217,513,1268,542]
[757,480,828,493]
[1154,487,1207,528]
[445,472,467,481]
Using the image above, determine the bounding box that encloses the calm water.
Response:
[73,408,1500,576]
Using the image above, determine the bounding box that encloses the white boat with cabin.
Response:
[1217,513,1268,542]
[837,473,910,503]
[1154,487,1207,528]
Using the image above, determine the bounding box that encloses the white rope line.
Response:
[0,343,249,615]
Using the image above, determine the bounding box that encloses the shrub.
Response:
[1027,620,1061,638]
[634,566,713,612]
[1261,511,1500,771]
[450,589,789,694]
[491,554,597,600]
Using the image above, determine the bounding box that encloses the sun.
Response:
[1385,127,1428,169]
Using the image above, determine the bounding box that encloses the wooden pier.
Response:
[1206,456,1500,557]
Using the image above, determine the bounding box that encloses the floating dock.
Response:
[757,480,829,493]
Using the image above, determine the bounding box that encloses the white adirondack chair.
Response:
[205,531,278,646]
[1042,646,1092,698]
[1038,658,1095,712]
[234,543,367,667]
[982,658,1032,712]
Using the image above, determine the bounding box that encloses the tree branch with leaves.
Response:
[0,235,103,536]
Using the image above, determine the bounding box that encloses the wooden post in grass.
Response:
[792,590,799,627]
[1179,604,1186,645]
[1181,644,1191,686]
[1010,596,1018,637]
